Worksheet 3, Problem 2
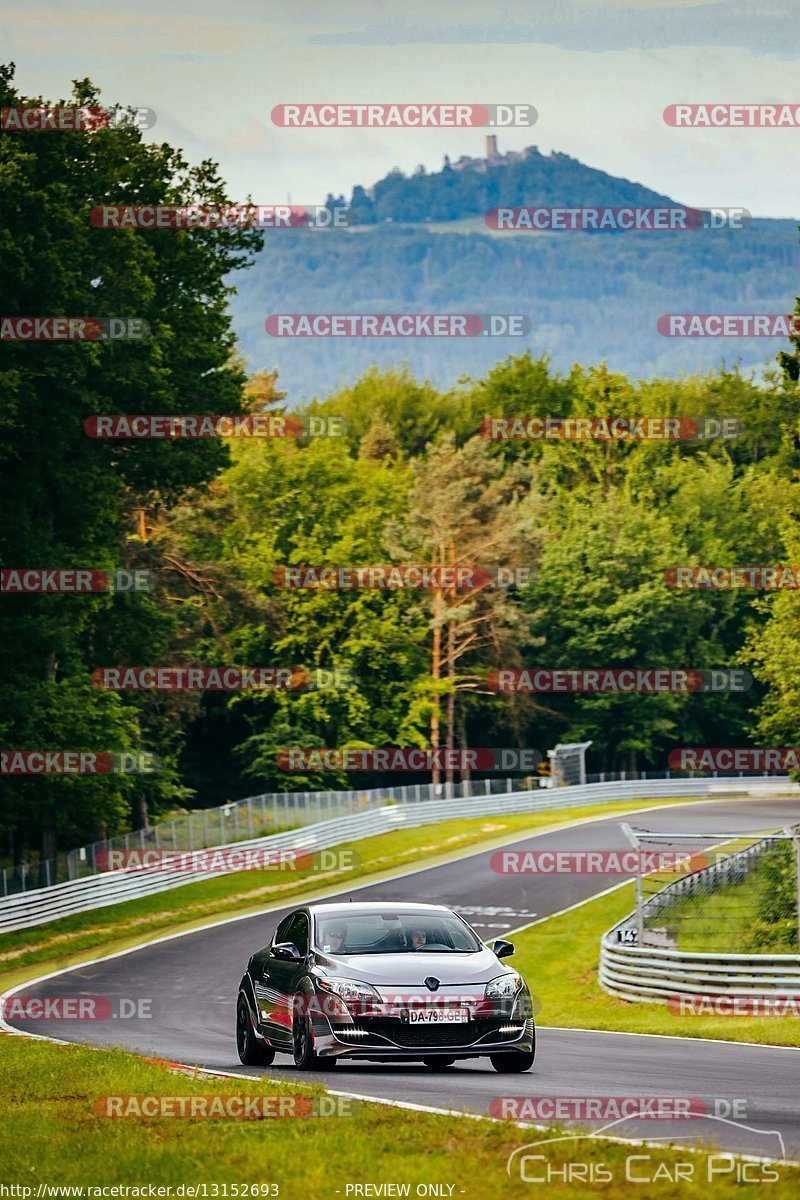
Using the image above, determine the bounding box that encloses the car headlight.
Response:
[318,977,381,1003]
[485,972,523,1001]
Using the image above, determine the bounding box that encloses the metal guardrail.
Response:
[600,940,800,1002]
[2,774,796,935]
[600,822,800,1003]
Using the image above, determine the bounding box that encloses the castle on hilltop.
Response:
[447,135,540,172]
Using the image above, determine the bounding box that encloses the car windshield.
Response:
[315,911,481,955]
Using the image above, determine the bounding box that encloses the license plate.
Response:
[407,1007,468,1024]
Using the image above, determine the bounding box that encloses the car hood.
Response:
[315,947,512,987]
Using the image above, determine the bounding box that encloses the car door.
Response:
[253,912,296,1047]
[262,910,310,1044]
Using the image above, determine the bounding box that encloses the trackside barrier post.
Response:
[621,822,644,944]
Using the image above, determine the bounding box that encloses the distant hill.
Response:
[338,139,681,226]
[230,144,800,400]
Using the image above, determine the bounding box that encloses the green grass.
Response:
[655,873,797,954]
[1,1037,797,1194]
[512,882,800,1046]
[0,795,698,987]
[642,843,798,954]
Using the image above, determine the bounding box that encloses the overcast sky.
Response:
[3,0,798,216]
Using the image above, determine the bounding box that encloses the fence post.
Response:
[248,797,254,839]
[785,827,800,954]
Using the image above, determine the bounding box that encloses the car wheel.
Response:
[236,996,274,1066]
[490,1049,535,1073]
[422,1057,456,1070]
[292,1009,324,1070]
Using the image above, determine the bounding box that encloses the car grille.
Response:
[337,1019,520,1049]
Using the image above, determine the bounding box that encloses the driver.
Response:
[324,925,347,953]
[407,927,428,950]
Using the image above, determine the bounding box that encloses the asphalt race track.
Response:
[6,795,800,1160]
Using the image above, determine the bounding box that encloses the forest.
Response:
[3,65,800,871]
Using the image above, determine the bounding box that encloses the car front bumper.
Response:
[310,1011,535,1060]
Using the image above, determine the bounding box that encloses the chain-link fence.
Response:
[621,823,800,954]
[3,766,793,898]
[0,774,543,896]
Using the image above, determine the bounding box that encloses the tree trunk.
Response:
[445,621,456,793]
[132,792,149,831]
[430,617,441,791]
[459,712,472,797]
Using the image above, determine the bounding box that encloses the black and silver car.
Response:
[236,901,535,1072]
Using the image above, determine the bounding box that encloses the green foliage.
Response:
[0,65,261,861]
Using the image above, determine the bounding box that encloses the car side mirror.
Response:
[492,938,515,959]
[272,942,303,962]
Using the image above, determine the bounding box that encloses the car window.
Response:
[287,911,309,955]
[273,913,294,945]
[313,911,481,954]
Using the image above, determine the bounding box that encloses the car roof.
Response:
[305,901,453,915]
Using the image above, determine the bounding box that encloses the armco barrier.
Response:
[2,775,796,934]
[600,938,800,1003]
[600,819,800,1003]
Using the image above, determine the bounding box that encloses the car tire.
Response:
[236,996,275,1067]
[490,1049,535,1073]
[292,1010,324,1070]
[422,1057,457,1070]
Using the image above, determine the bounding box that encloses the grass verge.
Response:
[0,795,698,989]
[1,1037,797,1193]
[512,882,800,1046]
